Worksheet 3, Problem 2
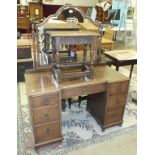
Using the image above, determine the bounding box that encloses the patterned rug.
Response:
[17,67,137,155]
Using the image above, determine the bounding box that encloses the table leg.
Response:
[83,44,87,64]
[129,64,134,79]
[78,96,82,107]
[116,65,119,71]
[89,44,94,79]
[68,98,72,109]
[32,24,37,69]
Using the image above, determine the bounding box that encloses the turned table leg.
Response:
[83,44,87,64]
[89,44,94,79]
[129,64,134,79]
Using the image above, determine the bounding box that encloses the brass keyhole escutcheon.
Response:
[44,113,49,120]
[46,128,50,133]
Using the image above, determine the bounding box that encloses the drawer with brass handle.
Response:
[31,93,59,109]
[33,105,60,125]
[35,122,60,143]
[62,83,106,99]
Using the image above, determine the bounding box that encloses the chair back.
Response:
[103,29,113,40]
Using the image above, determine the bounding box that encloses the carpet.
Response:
[17,67,137,155]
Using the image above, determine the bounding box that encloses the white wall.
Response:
[20,0,98,6]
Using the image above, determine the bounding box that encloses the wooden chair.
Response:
[101,29,115,51]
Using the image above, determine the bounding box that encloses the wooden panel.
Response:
[35,122,60,143]
[17,17,30,29]
[17,5,29,18]
[107,93,127,109]
[29,2,43,20]
[109,81,129,95]
[31,93,59,109]
[33,105,60,125]
[62,83,106,98]
[105,107,124,124]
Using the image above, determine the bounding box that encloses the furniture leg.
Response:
[116,65,119,71]
[62,99,66,111]
[68,98,72,109]
[89,44,94,79]
[56,50,62,83]
[129,64,134,79]
[78,96,82,107]
[83,44,87,64]
[32,24,37,69]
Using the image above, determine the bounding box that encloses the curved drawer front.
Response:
[35,122,60,143]
[33,105,60,125]
[62,83,106,99]
[31,93,59,109]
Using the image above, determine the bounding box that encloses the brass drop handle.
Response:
[44,113,49,119]
[44,98,48,105]
[46,128,50,133]
[44,114,49,119]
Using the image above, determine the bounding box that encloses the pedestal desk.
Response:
[25,65,129,148]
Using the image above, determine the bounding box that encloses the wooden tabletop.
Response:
[25,66,128,95]
[78,23,98,32]
[104,50,137,61]
[44,23,82,30]
[47,30,100,37]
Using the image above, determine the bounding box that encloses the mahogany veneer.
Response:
[25,66,129,148]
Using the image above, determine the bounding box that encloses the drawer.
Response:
[62,83,106,99]
[31,93,59,109]
[105,107,124,125]
[35,122,60,143]
[109,81,129,95]
[107,93,127,109]
[33,105,60,125]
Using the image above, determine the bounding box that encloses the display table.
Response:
[25,65,129,148]
[47,30,100,83]
[105,50,137,79]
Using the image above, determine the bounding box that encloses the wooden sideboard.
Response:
[25,65,129,148]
